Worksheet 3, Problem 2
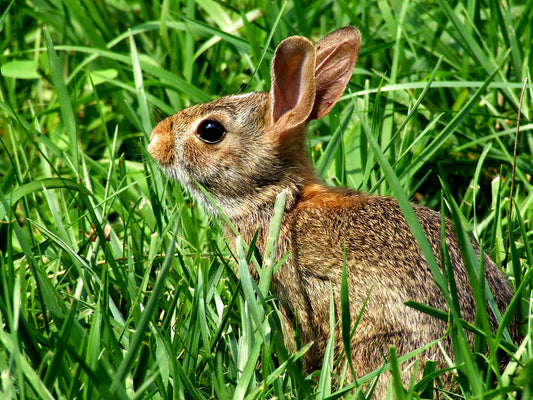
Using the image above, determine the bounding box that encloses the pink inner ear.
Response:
[270,36,315,130]
[273,53,306,122]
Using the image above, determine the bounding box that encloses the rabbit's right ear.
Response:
[270,36,316,134]
[311,27,361,119]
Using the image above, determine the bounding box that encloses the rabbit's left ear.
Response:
[311,27,361,120]
[270,36,316,132]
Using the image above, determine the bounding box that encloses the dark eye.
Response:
[196,119,226,144]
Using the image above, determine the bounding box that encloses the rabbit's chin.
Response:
[159,164,248,220]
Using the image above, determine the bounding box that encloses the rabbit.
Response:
[148,27,519,398]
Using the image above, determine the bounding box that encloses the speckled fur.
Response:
[148,27,518,398]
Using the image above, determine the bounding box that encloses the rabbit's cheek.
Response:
[179,140,223,184]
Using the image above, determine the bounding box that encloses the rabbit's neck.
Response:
[225,182,300,240]
[223,175,325,262]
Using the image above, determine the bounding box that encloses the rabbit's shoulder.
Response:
[288,186,444,272]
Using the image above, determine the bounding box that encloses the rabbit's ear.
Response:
[270,36,316,132]
[311,27,360,120]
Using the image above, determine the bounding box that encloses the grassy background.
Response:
[1,0,532,398]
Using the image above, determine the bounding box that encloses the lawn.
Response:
[0,0,532,399]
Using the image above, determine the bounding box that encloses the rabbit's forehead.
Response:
[193,92,264,113]
[177,92,269,134]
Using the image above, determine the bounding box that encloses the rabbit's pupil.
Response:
[197,119,225,144]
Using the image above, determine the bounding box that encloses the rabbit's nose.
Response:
[147,133,158,153]
[150,116,175,141]
[147,118,176,165]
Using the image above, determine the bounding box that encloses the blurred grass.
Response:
[1,0,532,399]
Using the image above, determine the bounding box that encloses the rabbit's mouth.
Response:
[155,163,218,214]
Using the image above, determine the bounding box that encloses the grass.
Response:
[0,0,532,398]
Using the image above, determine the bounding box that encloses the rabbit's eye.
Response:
[196,119,226,144]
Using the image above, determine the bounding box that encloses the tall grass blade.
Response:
[317,102,354,178]
[317,287,336,399]
[43,28,78,171]
[259,189,286,296]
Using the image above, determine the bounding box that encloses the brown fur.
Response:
[148,27,518,398]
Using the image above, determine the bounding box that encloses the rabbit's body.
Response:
[226,179,514,391]
[148,27,517,397]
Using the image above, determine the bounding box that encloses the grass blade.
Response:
[43,27,78,171]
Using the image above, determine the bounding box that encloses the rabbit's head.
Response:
[148,27,361,218]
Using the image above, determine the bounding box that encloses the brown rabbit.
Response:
[148,27,517,397]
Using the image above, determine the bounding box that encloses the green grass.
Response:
[1,0,532,398]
